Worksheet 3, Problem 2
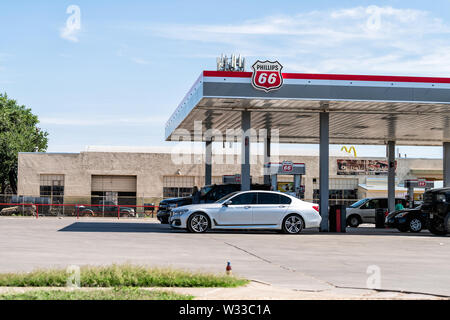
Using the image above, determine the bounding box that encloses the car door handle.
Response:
[244,206,251,209]
[279,205,286,208]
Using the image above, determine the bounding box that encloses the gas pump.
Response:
[404,179,434,208]
[265,161,306,199]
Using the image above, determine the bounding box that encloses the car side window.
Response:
[230,193,257,205]
[279,195,292,205]
[362,200,376,209]
[257,193,281,205]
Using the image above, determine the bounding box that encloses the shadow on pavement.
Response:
[57,221,446,237]
[59,222,183,233]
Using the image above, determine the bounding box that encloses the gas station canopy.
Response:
[165,68,450,231]
[166,71,450,146]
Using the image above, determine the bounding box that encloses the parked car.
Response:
[157,183,271,224]
[385,205,428,232]
[346,197,407,227]
[0,205,37,216]
[169,190,321,234]
[76,200,135,217]
[157,197,193,224]
[421,188,450,236]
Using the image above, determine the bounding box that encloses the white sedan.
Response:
[169,190,321,234]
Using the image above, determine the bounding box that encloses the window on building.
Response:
[163,176,195,198]
[313,189,358,206]
[40,175,64,204]
[312,178,358,206]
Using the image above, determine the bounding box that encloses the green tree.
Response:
[0,93,48,194]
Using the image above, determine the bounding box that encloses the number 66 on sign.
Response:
[251,60,284,92]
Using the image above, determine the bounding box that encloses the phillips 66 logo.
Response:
[251,60,284,92]
[282,161,293,172]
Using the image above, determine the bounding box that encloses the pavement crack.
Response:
[223,241,272,264]
[223,241,336,289]
[331,285,450,299]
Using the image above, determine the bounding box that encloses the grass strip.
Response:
[0,264,248,288]
[0,287,193,300]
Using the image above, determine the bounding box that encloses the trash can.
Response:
[329,205,347,233]
[375,208,387,228]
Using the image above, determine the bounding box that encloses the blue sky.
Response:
[1,0,450,158]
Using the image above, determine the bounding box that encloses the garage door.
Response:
[91,175,137,192]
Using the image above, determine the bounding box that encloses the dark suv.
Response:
[421,188,450,236]
[157,183,271,224]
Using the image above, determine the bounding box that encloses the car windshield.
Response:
[215,192,239,203]
[200,186,213,196]
[350,198,369,208]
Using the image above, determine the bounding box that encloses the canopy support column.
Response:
[444,142,450,187]
[264,134,271,185]
[241,111,251,191]
[387,141,396,213]
[205,139,212,186]
[319,112,329,232]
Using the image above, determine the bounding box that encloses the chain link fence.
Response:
[0,194,160,218]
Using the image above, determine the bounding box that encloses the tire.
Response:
[187,213,210,233]
[347,215,361,228]
[160,218,169,224]
[428,217,447,236]
[408,218,423,233]
[121,212,130,218]
[282,214,304,234]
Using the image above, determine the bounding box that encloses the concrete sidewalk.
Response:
[0,282,446,300]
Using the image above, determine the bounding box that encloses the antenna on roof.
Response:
[216,54,245,71]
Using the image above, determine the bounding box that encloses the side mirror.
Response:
[223,200,232,207]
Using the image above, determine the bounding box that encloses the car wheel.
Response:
[428,217,447,236]
[282,214,304,234]
[82,210,94,217]
[121,212,130,218]
[347,215,361,228]
[161,218,169,224]
[187,213,210,233]
[409,218,423,233]
[397,224,409,232]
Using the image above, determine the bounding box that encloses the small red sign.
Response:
[418,180,426,187]
[282,161,293,172]
[251,60,284,92]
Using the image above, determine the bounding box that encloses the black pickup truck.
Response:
[421,188,450,236]
[76,200,135,217]
[157,183,270,224]
[157,197,193,224]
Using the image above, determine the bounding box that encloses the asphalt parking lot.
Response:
[0,217,449,297]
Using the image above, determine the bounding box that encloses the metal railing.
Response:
[0,202,159,219]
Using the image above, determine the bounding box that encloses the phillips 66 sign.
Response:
[251,60,284,92]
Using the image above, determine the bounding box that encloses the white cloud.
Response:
[131,57,150,65]
[116,44,150,65]
[137,5,450,76]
